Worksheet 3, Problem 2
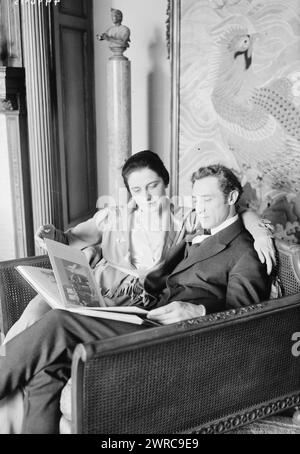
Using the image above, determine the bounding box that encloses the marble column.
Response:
[107,58,132,202]
[20,2,56,253]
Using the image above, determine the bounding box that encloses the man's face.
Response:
[192,176,234,230]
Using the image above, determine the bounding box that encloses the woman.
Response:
[0,151,275,433]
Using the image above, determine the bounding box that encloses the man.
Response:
[146,164,271,324]
[0,165,271,433]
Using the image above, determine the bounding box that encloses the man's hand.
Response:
[147,301,206,325]
[82,246,102,269]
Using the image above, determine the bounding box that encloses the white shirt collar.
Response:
[210,214,239,235]
[192,214,238,245]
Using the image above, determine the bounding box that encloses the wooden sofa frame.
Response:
[0,239,300,434]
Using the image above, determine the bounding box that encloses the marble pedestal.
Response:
[107,59,132,202]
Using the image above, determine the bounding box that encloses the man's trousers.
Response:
[0,309,147,434]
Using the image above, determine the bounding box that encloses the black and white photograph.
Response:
[0,0,300,437]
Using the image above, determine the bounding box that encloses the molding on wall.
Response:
[6,112,30,257]
[169,0,181,198]
[166,0,171,60]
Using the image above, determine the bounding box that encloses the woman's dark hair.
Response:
[191,164,243,202]
[122,150,170,191]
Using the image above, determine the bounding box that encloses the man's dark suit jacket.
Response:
[145,218,271,315]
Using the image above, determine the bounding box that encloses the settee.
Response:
[0,239,300,434]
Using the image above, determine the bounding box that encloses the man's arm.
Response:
[147,248,271,325]
[226,249,271,309]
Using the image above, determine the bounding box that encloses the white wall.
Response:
[93,0,171,197]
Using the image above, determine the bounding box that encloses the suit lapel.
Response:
[171,239,226,276]
[170,218,244,276]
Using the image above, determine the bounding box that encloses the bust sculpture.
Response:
[96,8,131,60]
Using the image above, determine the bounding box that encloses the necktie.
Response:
[191,229,212,245]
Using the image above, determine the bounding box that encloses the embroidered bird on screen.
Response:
[210,28,300,191]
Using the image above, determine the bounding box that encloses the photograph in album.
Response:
[44,238,105,309]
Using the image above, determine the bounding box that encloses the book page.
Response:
[44,239,106,308]
[67,308,146,324]
[16,266,62,309]
[77,305,147,314]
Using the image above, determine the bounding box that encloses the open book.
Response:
[16,239,159,326]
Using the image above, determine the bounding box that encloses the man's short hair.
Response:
[191,164,243,202]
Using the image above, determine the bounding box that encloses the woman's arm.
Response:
[35,209,109,251]
[66,217,103,249]
[241,210,276,275]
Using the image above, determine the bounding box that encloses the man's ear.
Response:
[228,190,239,206]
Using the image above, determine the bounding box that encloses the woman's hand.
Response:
[35,224,57,250]
[35,224,68,249]
[254,233,276,275]
[147,301,206,325]
[241,211,276,275]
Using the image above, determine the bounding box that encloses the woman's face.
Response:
[127,167,167,211]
